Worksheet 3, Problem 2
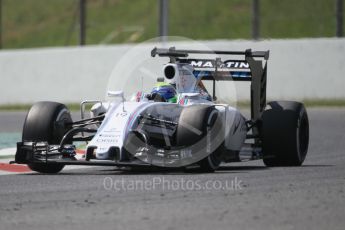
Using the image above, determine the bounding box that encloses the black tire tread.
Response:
[262,101,309,166]
[22,101,72,173]
[177,105,222,172]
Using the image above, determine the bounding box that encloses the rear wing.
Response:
[151,47,269,122]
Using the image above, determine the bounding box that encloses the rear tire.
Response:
[262,101,309,166]
[22,101,72,173]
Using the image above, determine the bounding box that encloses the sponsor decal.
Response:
[223,61,249,69]
[189,59,249,69]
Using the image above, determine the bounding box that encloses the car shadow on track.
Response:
[51,165,269,176]
[20,164,333,176]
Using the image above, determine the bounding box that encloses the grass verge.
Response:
[2,0,342,49]
[0,103,90,111]
[0,155,14,159]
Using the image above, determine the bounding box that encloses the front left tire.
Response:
[176,105,222,172]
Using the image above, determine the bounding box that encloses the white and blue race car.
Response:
[13,47,309,173]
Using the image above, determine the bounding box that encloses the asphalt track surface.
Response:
[0,108,345,230]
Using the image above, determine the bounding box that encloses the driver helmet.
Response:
[151,82,177,103]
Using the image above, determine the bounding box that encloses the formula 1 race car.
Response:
[13,47,309,173]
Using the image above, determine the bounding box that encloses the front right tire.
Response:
[22,101,72,173]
